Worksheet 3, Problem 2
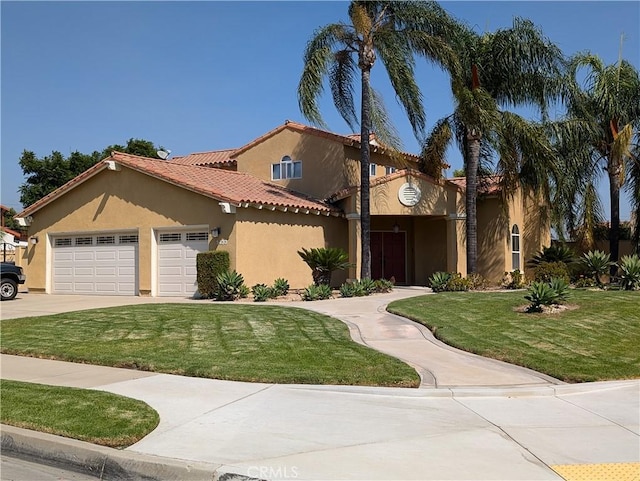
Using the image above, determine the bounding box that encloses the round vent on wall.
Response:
[398,183,421,207]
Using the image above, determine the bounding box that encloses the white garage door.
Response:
[53,233,138,295]
[157,231,209,297]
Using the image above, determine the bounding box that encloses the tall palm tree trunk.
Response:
[465,128,481,274]
[608,160,621,276]
[360,66,372,280]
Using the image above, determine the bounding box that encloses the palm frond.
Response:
[329,50,359,130]
[421,117,453,179]
[298,23,354,128]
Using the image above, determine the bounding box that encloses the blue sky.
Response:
[2,1,638,221]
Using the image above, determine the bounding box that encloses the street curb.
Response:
[1,424,260,481]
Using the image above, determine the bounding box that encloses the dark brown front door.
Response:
[371,231,406,283]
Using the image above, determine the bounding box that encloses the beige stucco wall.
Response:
[414,217,448,285]
[235,128,353,200]
[21,166,235,295]
[234,209,348,288]
[476,197,509,283]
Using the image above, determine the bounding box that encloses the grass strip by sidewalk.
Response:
[0,380,159,447]
[387,289,640,382]
[0,304,419,387]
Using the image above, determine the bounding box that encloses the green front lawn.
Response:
[0,380,159,447]
[0,304,419,387]
[388,289,640,382]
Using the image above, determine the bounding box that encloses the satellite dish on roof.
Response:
[157,149,171,160]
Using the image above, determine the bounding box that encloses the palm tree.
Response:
[298,0,458,279]
[422,18,564,274]
[551,55,640,267]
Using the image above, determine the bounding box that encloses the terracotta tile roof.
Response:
[232,120,422,163]
[18,152,342,218]
[328,169,447,201]
[171,149,237,167]
[1,227,22,240]
[448,176,502,195]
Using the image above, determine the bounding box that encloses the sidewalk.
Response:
[1,289,639,480]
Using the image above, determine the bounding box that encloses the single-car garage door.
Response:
[53,233,138,295]
[157,231,209,297]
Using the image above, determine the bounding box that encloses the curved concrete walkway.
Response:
[1,289,639,480]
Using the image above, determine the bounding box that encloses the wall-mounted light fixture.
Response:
[393,222,400,234]
[211,227,221,238]
[30,236,39,245]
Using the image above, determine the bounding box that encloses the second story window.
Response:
[385,166,397,175]
[272,155,302,180]
[370,163,377,176]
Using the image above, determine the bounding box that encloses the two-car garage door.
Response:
[52,230,210,297]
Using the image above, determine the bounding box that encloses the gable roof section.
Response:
[18,152,342,218]
[327,169,450,202]
[448,176,502,196]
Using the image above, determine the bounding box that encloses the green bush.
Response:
[445,273,471,292]
[467,273,489,290]
[533,261,570,284]
[302,283,332,301]
[573,276,597,288]
[502,269,526,289]
[298,247,352,286]
[251,284,273,302]
[582,250,614,288]
[196,251,230,299]
[619,254,640,290]
[373,278,394,293]
[359,278,376,295]
[215,270,245,301]
[272,278,290,297]
[428,272,452,293]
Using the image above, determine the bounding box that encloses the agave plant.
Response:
[619,254,640,290]
[524,282,559,312]
[298,247,352,286]
[428,271,452,293]
[581,250,615,288]
[215,270,245,301]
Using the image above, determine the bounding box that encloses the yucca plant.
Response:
[619,254,640,290]
[215,270,245,301]
[298,247,352,286]
[581,250,614,288]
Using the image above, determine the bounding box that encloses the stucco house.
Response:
[16,120,549,297]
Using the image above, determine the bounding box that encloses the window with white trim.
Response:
[511,225,521,270]
[186,232,208,241]
[370,163,377,176]
[55,238,72,247]
[385,166,396,175]
[272,155,302,180]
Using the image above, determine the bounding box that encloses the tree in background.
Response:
[298,0,458,279]
[2,207,21,231]
[422,18,564,274]
[18,139,160,207]
[550,54,640,265]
